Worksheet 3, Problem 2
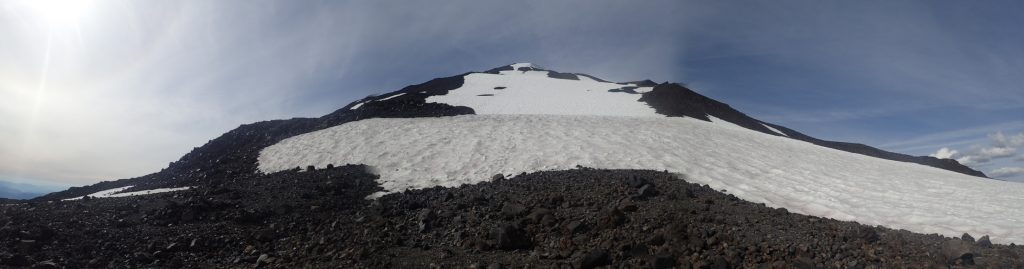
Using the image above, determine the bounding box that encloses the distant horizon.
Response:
[2,0,1023,186]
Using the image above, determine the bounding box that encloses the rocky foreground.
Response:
[2,166,1022,268]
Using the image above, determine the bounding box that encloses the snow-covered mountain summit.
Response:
[424,63,657,116]
[38,63,1023,244]
[334,63,984,177]
[39,62,984,200]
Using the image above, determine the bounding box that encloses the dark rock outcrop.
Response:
[639,83,986,178]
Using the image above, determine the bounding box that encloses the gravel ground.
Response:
[2,166,1021,268]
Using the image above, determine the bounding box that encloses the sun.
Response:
[17,0,95,27]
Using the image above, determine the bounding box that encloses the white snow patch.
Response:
[378,93,406,101]
[509,63,534,69]
[259,114,1024,244]
[426,71,659,117]
[350,102,364,110]
[63,186,193,201]
[761,123,788,137]
[634,87,654,94]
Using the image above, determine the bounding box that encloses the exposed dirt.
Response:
[2,167,1020,268]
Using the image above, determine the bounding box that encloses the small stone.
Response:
[848,227,879,243]
[256,254,274,266]
[941,240,972,266]
[626,175,648,188]
[540,214,558,227]
[527,208,552,223]
[618,200,639,212]
[31,261,60,269]
[960,253,975,265]
[707,255,730,269]
[17,240,38,253]
[491,174,505,181]
[649,254,676,269]
[977,235,993,248]
[637,184,658,198]
[961,233,975,243]
[501,203,527,218]
[579,249,611,269]
[2,253,29,267]
[565,220,584,234]
[493,224,532,250]
[648,234,666,246]
[166,242,180,252]
[243,245,256,255]
[487,263,504,269]
[597,208,626,229]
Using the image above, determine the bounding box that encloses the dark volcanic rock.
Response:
[578,249,611,269]
[546,71,579,80]
[3,168,1024,268]
[493,224,532,250]
[500,203,527,218]
[638,82,985,178]
[962,233,975,242]
[978,235,993,248]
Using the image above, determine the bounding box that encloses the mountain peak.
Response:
[509,62,536,69]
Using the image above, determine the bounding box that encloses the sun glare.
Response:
[18,0,94,26]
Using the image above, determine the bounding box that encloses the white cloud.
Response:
[956,147,1017,165]
[930,147,958,159]
[980,147,1017,158]
[991,132,1024,148]
[936,131,1024,166]
[991,167,1024,178]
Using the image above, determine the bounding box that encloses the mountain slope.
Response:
[4,168,1019,268]
[639,83,987,178]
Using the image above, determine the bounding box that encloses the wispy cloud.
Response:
[992,132,1024,148]
[956,147,1017,166]
[991,167,1024,178]
[4,0,1024,186]
[0,0,702,186]
[879,121,1024,154]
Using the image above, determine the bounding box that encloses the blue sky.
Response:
[1,0,1023,187]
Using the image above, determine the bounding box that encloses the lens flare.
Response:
[18,0,94,26]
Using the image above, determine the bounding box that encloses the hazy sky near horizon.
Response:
[2,0,1023,187]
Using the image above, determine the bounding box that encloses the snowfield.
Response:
[259,114,1024,244]
[425,64,659,117]
[63,186,193,201]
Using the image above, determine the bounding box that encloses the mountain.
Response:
[7,63,1024,268]
[34,63,983,201]
[0,180,61,200]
